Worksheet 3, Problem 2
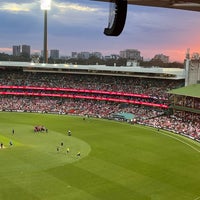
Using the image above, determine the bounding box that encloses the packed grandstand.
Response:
[0,65,199,141]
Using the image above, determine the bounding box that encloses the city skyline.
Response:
[10,44,170,62]
[1,0,200,62]
[2,43,182,63]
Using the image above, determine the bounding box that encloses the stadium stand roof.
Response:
[168,84,200,98]
[95,0,200,12]
[0,61,185,80]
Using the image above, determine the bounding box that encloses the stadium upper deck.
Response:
[0,61,185,80]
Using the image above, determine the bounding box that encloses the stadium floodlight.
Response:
[41,0,51,10]
[41,0,51,63]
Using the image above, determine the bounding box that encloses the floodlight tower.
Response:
[41,0,51,63]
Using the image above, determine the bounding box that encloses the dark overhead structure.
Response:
[104,0,127,36]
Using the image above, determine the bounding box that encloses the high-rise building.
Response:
[78,52,90,59]
[120,49,142,61]
[12,45,21,56]
[22,45,31,58]
[71,52,78,59]
[50,49,59,59]
[91,52,102,59]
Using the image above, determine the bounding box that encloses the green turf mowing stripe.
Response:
[0,112,200,200]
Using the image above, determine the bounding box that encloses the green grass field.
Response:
[0,112,200,200]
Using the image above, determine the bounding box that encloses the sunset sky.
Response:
[1,0,200,62]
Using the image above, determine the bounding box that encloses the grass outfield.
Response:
[0,112,200,200]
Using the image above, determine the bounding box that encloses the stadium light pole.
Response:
[41,0,51,63]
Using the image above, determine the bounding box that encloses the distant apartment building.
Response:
[153,54,169,63]
[71,52,78,59]
[78,52,90,59]
[91,52,102,59]
[120,49,142,61]
[12,45,21,56]
[50,49,59,59]
[22,45,31,58]
[72,51,101,59]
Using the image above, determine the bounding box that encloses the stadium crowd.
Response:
[0,70,183,99]
[139,112,200,140]
[0,96,163,118]
[0,69,199,141]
